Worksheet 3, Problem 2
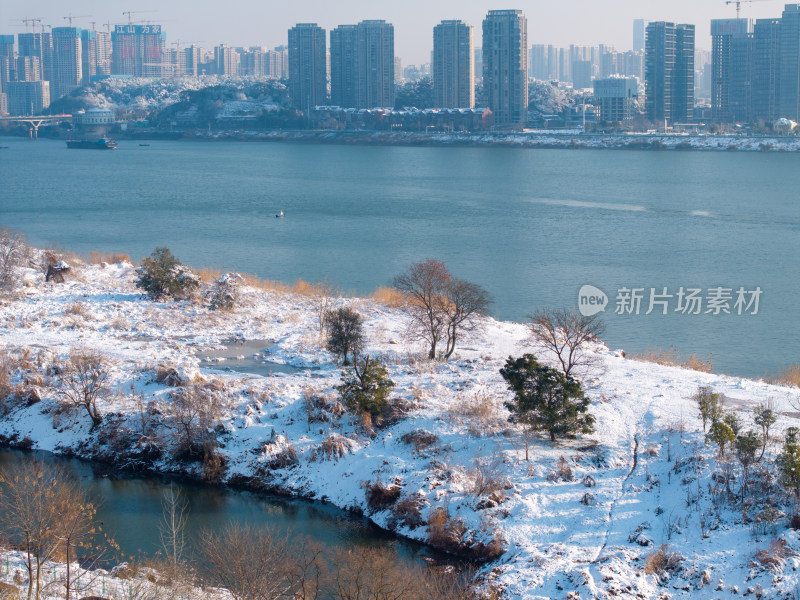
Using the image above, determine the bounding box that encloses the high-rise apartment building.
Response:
[288,23,327,110]
[356,20,394,108]
[633,19,647,53]
[594,76,639,122]
[645,21,694,124]
[572,60,595,88]
[50,27,82,101]
[433,20,474,108]
[214,45,240,76]
[529,45,549,80]
[18,32,52,82]
[16,56,41,81]
[184,45,203,77]
[5,80,50,115]
[112,25,165,77]
[330,25,358,107]
[0,35,14,66]
[711,19,753,122]
[79,29,96,85]
[330,20,394,109]
[80,29,111,80]
[779,3,800,120]
[753,18,781,121]
[482,9,528,127]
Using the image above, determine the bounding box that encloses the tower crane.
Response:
[725,0,770,19]
[14,17,41,33]
[122,10,157,25]
[63,14,92,26]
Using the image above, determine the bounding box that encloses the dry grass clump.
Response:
[448,387,506,436]
[89,250,131,265]
[427,506,467,550]
[303,388,346,423]
[469,455,511,498]
[63,300,93,319]
[546,456,574,482]
[155,364,186,387]
[364,478,402,511]
[400,429,439,453]
[370,286,408,308]
[629,346,713,373]
[643,544,684,576]
[310,433,355,462]
[391,495,427,529]
[767,364,800,387]
[754,539,794,572]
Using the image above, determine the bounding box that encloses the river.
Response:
[0,449,444,567]
[1,137,797,377]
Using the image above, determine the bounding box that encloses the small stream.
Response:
[0,450,448,569]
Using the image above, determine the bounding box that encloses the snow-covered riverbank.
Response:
[179,129,800,153]
[2,259,800,599]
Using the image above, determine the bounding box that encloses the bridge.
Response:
[0,114,73,139]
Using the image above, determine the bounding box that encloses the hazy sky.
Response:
[2,1,790,63]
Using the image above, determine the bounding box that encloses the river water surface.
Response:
[1,138,798,376]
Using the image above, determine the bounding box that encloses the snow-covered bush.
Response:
[136,247,200,301]
[208,272,243,311]
[302,388,345,423]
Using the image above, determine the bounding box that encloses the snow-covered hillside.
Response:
[2,258,800,599]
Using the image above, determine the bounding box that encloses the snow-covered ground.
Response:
[2,260,800,599]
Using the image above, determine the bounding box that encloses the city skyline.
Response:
[3,0,790,64]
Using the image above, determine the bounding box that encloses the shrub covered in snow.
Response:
[136,247,199,301]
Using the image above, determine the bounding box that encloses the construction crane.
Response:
[122,10,156,24]
[63,14,91,26]
[14,17,41,33]
[725,0,770,19]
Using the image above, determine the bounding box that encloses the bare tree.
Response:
[311,279,340,334]
[528,309,605,377]
[328,545,421,600]
[165,383,226,459]
[442,278,492,360]
[0,460,103,600]
[58,348,109,427]
[159,484,188,568]
[198,523,298,600]
[393,259,450,359]
[0,228,30,290]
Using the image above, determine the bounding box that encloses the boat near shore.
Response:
[66,138,117,150]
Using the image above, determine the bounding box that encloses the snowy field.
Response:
[2,259,800,599]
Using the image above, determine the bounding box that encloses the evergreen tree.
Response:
[136,247,199,301]
[694,386,723,433]
[734,430,762,501]
[500,354,594,444]
[777,427,800,498]
[707,416,736,455]
[337,355,394,418]
[325,307,365,365]
[753,402,777,461]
